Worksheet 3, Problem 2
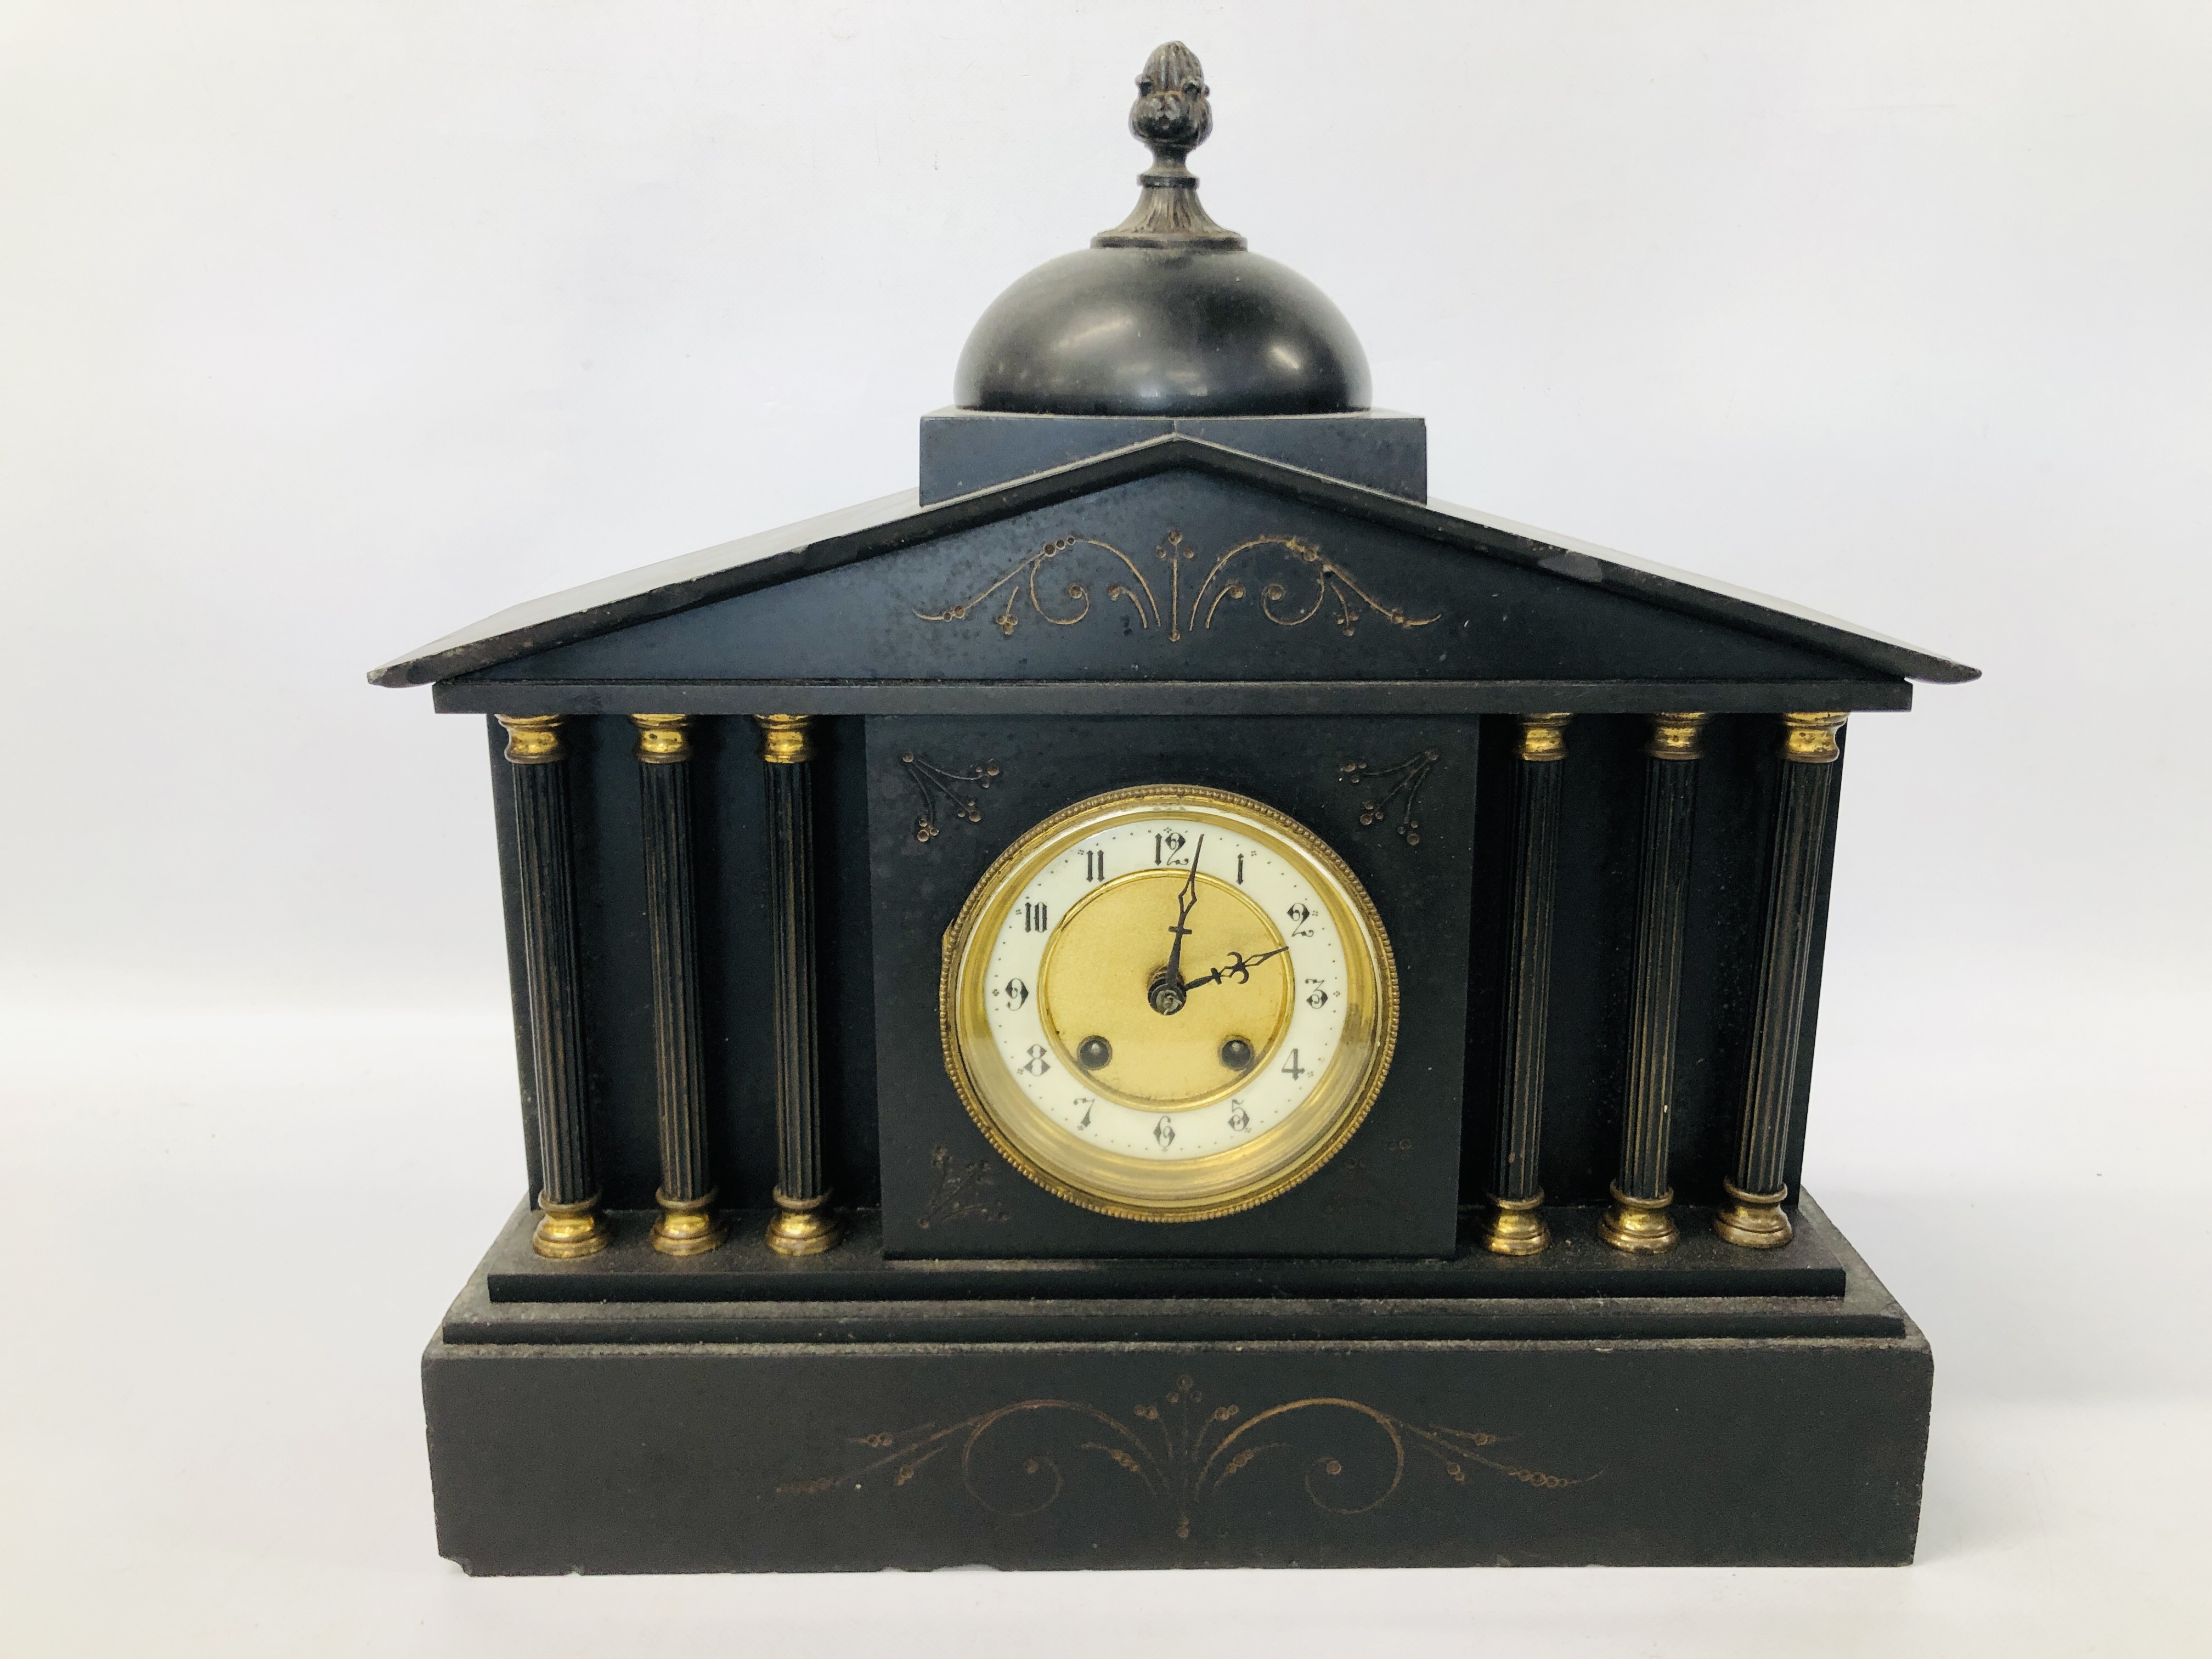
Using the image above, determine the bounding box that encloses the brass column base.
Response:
[532,1193,612,1259]
[765,1189,841,1257]
[1713,1180,1795,1249]
[1478,1192,1551,1256]
[1599,1183,1679,1254]
[650,1188,728,1257]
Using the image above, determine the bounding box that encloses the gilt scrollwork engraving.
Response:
[1341,748,1440,847]
[915,1144,1009,1228]
[915,531,1441,644]
[776,1373,1592,1539]
[899,753,1000,843]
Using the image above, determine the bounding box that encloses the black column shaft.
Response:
[505,719,594,1204]
[757,715,840,1255]
[1602,712,1707,1252]
[636,717,710,1201]
[1492,719,1570,1200]
[1718,713,1846,1246]
[499,715,609,1259]
[1619,763,1696,1194]
[765,755,823,1200]
[1481,714,1572,1255]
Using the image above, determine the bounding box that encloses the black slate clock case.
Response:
[373,45,1976,1576]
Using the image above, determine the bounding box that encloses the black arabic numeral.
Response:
[1003,977,1030,1010]
[1236,854,1245,885]
[1153,1116,1176,1149]
[1281,1048,1306,1081]
[1020,1044,1051,1076]
[1227,1101,1250,1132]
[1024,900,1049,934]
[1083,849,1105,882]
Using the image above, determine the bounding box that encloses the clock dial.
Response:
[941,786,1396,1222]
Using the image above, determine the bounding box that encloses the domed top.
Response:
[953,246,1371,417]
[953,43,1371,418]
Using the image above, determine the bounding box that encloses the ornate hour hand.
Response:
[1149,834,1204,1014]
[1181,944,1291,994]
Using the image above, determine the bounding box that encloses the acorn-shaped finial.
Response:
[1094,43,1245,250]
[1129,41,1213,165]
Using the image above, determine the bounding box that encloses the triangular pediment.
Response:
[370,437,1975,696]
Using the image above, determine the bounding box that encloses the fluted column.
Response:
[756,714,840,1256]
[1601,712,1709,1253]
[499,714,610,1259]
[1716,712,1847,1248]
[633,714,726,1256]
[1480,713,1572,1255]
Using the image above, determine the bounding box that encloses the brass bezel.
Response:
[939,784,1397,1223]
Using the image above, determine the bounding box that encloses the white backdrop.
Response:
[3,3,2207,1653]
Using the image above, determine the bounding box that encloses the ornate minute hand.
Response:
[1181,944,1291,994]
[1149,835,1205,1015]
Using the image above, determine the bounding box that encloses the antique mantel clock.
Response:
[373,44,1976,1573]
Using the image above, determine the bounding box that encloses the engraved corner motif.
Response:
[1341,748,1440,847]
[916,1144,1009,1228]
[775,1373,1594,1541]
[899,754,1000,843]
[916,531,1441,644]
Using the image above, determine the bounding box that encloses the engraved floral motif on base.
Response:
[776,1373,1593,1539]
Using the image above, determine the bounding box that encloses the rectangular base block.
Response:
[915,408,1429,504]
[424,1194,1931,1572]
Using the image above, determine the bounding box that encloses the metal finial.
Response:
[1093,42,1246,250]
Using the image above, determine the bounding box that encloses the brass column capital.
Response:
[630,713,692,763]
[498,713,564,764]
[1644,712,1709,761]
[1779,711,1848,764]
[1516,713,1573,761]
[755,713,815,765]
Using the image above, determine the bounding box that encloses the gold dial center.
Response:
[1039,870,1291,1111]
